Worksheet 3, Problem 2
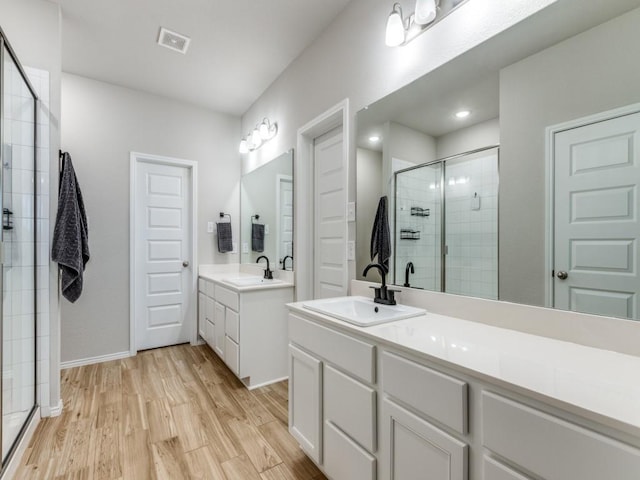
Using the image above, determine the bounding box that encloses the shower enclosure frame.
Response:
[0,26,39,473]
[393,144,500,296]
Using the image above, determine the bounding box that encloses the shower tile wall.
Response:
[445,151,498,299]
[395,165,441,290]
[1,62,50,456]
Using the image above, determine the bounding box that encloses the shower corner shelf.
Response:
[400,229,421,240]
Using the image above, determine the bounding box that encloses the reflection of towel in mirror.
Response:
[370,196,391,272]
[51,153,90,303]
[217,222,233,253]
[252,223,265,252]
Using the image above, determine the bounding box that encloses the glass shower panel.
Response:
[444,148,498,300]
[2,45,36,460]
[394,162,442,290]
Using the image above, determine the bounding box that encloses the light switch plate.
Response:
[265,224,270,235]
[242,242,249,253]
[347,241,355,261]
[347,202,356,222]
[207,221,214,233]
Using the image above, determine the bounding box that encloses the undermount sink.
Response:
[223,276,284,287]
[303,296,425,327]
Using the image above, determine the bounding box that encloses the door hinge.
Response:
[551,269,555,278]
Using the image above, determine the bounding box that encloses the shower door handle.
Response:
[556,270,568,280]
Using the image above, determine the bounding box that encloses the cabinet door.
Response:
[198,293,206,339]
[224,336,240,375]
[289,344,323,465]
[213,302,225,358]
[381,398,467,480]
[205,295,214,322]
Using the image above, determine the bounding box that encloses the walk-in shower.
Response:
[394,146,499,300]
[0,27,38,469]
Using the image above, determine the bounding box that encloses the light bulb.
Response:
[251,128,262,147]
[259,120,270,140]
[385,4,405,47]
[415,0,437,25]
[369,135,380,142]
[239,139,249,154]
[455,110,471,119]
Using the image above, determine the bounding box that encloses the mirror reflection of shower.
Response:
[394,146,499,300]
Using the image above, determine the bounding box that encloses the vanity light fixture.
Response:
[455,110,471,119]
[369,135,381,142]
[239,117,278,153]
[385,0,470,47]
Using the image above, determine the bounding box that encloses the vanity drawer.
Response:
[482,391,640,480]
[324,364,376,452]
[324,420,376,480]
[483,456,532,480]
[225,308,239,343]
[215,285,239,311]
[224,336,240,375]
[382,351,468,434]
[289,314,375,384]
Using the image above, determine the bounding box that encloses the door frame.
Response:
[544,102,640,308]
[296,99,350,301]
[129,151,198,355]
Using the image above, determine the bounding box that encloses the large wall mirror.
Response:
[241,150,294,270]
[356,0,640,321]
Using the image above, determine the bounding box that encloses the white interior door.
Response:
[314,127,347,299]
[278,175,293,265]
[134,159,192,350]
[554,111,640,319]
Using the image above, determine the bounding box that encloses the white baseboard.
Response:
[1,407,40,479]
[40,398,63,418]
[61,350,131,370]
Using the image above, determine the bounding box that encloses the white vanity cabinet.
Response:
[380,351,469,480]
[288,313,377,480]
[482,391,640,480]
[199,275,293,389]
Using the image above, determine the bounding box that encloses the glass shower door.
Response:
[1,41,37,462]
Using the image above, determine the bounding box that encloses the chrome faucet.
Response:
[362,262,398,305]
[282,255,293,271]
[404,261,414,287]
[256,255,273,279]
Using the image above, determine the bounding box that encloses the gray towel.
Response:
[251,223,264,252]
[51,153,90,303]
[217,222,233,253]
[370,196,391,272]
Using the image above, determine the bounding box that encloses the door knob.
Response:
[556,270,568,280]
[182,261,190,268]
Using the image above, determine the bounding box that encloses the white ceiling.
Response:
[53,0,352,115]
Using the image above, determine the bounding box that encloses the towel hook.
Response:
[251,214,260,223]
[219,212,231,223]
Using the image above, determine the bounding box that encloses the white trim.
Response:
[295,99,350,301]
[544,102,640,308]
[129,152,199,355]
[245,375,289,391]
[60,350,131,370]
[40,398,63,417]
[1,407,41,479]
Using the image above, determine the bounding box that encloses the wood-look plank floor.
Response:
[15,344,326,480]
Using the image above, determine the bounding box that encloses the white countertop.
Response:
[200,271,294,292]
[288,299,640,436]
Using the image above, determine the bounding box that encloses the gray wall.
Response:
[356,148,382,280]
[61,73,240,362]
[499,7,640,306]
[436,118,500,159]
[0,0,62,410]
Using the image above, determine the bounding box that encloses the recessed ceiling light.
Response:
[455,110,471,119]
[157,27,191,54]
[369,135,381,142]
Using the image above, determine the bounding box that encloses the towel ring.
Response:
[219,212,231,223]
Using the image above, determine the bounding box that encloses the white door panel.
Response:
[135,160,191,350]
[314,128,347,299]
[554,111,640,319]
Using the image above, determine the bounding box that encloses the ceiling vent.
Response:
[157,27,191,54]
